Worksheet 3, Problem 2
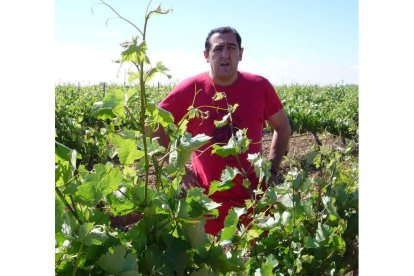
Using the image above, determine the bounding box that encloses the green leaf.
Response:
[293,173,304,191]
[235,128,251,153]
[229,103,239,113]
[125,221,147,252]
[330,234,346,255]
[221,166,240,181]
[127,71,140,83]
[322,196,340,221]
[164,236,190,276]
[191,266,215,276]
[212,92,225,101]
[55,141,77,169]
[304,237,320,249]
[278,194,294,208]
[246,229,261,240]
[109,134,144,165]
[260,254,278,275]
[263,188,278,204]
[181,220,210,252]
[316,223,331,243]
[139,246,165,274]
[208,180,231,195]
[220,209,239,244]
[281,211,291,226]
[98,245,138,275]
[75,164,123,206]
[78,223,108,246]
[167,133,211,174]
[211,142,237,158]
[121,37,147,64]
[107,189,135,215]
[78,222,94,241]
[207,245,244,273]
[214,113,231,128]
[92,89,125,119]
[242,178,251,189]
[305,151,319,165]
[187,188,220,218]
[257,214,279,230]
[177,188,220,221]
[145,61,171,82]
[208,167,240,195]
[125,88,136,104]
[55,141,77,187]
[212,129,250,158]
[146,102,174,128]
[247,153,271,183]
[55,194,65,233]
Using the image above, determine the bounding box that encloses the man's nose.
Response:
[221,47,230,58]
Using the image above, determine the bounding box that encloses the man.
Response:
[155,26,291,235]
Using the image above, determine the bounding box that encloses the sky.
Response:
[55,0,358,86]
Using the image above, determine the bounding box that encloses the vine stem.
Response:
[97,0,144,36]
[138,7,152,206]
[55,186,83,225]
[125,106,144,132]
[220,93,249,179]
[71,243,84,276]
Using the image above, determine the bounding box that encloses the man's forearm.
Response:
[268,128,290,172]
[151,125,170,148]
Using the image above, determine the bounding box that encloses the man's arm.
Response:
[151,124,170,149]
[267,109,291,175]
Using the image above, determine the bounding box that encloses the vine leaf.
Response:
[92,89,125,119]
[55,141,77,187]
[75,164,123,206]
[78,223,108,246]
[208,166,240,195]
[55,195,65,232]
[98,245,138,275]
[121,37,147,64]
[166,133,211,174]
[259,254,278,275]
[212,129,250,158]
[247,153,271,183]
[220,209,239,245]
[146,102,174,128]
[177,188,220,221]
[145,61,171,82]
[213,113,231,128]
[109,133,144,165]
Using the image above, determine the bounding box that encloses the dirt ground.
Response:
[261,130,346,179]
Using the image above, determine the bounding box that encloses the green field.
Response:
[55,82,358,275]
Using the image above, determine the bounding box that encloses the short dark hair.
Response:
[204,26,242,52]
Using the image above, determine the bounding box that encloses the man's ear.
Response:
[239,47,244,61]
[203,51,209,62]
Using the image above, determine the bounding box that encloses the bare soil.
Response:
[261,130,346,181]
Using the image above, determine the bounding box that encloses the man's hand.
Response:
[267,170,279,187]
[182,164,202,190]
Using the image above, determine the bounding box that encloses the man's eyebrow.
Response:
[213,42,238,48]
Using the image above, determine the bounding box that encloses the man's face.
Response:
[204,32,244,86]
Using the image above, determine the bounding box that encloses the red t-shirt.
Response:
[159,71,283,201]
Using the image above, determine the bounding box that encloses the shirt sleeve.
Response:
[263,79,283,120]
[159,83,194,125]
